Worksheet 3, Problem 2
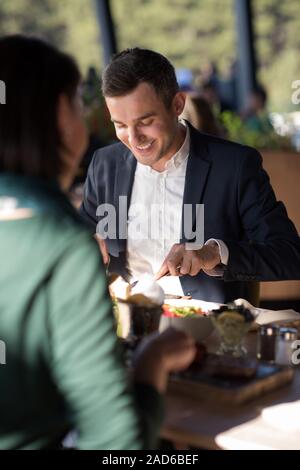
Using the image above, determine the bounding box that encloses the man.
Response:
[80,48,300,303]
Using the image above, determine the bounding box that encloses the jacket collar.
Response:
[114,149,137,248]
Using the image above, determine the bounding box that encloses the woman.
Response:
[181,93,224,137]
[0,35,195,450]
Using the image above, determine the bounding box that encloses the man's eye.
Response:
[140,119,153,126]
[115,124,126,129]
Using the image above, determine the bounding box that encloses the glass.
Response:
[276,327,298,366]
[115,299,162,346]
[211,306,254,357]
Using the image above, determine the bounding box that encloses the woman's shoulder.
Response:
[38,209,96,255]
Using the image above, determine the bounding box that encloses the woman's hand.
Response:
[133,328,196,394]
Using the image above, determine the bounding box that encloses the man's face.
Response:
[105,82,185,169]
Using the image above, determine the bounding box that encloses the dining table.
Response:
[161,329,300,450]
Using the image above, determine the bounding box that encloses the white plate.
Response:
[163,298,221,313]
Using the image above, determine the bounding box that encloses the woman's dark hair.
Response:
[0,35,80,179]
[102,48,179,108]
[182,94,223,137]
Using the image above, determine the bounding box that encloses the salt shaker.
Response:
[276,327,298,366]
[257,325,279,362]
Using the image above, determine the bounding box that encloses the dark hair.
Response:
[0,35,80,180]
[252,84,267,106]
[102,48,179,108]
[182,94,223,137]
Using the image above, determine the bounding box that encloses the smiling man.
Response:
[80,48,300,303]
[106,80,186,172]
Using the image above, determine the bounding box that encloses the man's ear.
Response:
[173,92,186,116]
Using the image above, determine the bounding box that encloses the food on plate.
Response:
[164,294,192,300]
[211,302,254,346]
[162,304,208,318]
[212,303,254,323]
[204,354,257,379]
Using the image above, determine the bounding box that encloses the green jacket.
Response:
[0,174,163,450]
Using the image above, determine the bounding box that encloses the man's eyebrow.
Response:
[111,112,157,124]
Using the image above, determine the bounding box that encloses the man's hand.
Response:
[94,233,110,266]
[154,243,221,280]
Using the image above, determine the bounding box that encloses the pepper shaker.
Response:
[257,325,279,362]
[276,327,298,366]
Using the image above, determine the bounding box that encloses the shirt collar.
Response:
[164,120,190,171]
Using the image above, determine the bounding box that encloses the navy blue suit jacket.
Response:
[80,123,300,303]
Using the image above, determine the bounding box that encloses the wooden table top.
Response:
[161,330,300,450]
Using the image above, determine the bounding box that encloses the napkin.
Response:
[261,401,300,432]
[234,298,300,325]
[215,413,300,450]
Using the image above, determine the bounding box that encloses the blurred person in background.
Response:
[196,59,239,113]
[241,84,273,134]
[201,80,222,113]
[175,68,194,92]
[181,93,224,137]
[0,35,196,450]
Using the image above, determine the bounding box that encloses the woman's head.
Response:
[0,35,87,186]
[181,93,223,137]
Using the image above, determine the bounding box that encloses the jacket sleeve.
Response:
[224,149,300,282]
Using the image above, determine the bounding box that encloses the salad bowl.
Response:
[159,299,220,341]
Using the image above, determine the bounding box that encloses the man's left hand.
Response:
[154,243,221,280]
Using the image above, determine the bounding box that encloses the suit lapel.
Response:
[114,149,137,250]
[181,125,211,243]
[114,150,137,202]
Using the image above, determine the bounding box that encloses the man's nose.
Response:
[128,127,142,146]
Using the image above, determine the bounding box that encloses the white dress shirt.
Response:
[127,122,228,295]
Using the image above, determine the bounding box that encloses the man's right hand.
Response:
[94,234,110,266]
